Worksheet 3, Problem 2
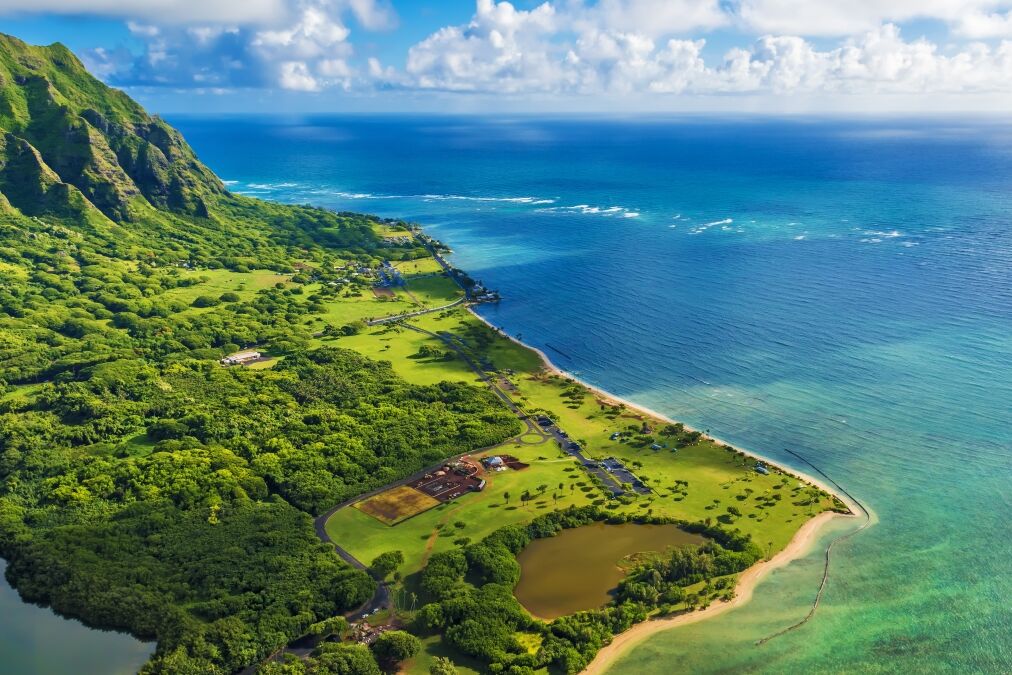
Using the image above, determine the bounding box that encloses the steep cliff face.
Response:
[0,34,223,222]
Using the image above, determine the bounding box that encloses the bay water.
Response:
[167,115,1012,673]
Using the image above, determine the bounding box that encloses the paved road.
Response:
[248,284,625,672]
[366,296,466,325]
[402,322,626,496]
[540,423,626,496]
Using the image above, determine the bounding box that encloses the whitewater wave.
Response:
[864,229,904,238]
[247,182,298,190]
[420,194,556,204]
[537,204,640,218]
[688,217,733,235]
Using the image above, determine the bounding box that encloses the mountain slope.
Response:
[0,34,522,675]
[0,34,220,220]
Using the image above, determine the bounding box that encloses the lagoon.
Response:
[0,560,153,674]
[514,523,704,620]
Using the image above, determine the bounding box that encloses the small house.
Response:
[221,350,261,366]
[482,456,505,469]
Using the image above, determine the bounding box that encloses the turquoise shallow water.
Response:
[169,115,1011,672]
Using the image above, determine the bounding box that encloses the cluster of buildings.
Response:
[348,621,390,645]
[376,261,404,288]
[469,282,500,303]
[410,459,486,501]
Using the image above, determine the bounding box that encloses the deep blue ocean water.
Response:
[171,115,1012,673]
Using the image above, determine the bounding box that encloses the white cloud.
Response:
[955,9,1012,37]
[0,0,288,24]
[734,0,1012,36]
[571,0,727,37]
[35,0,1012,107]
[93,1,387,92]
[391,5,1012,99]
[346,0,397,31]
[404,0,563,92]
[253,7,351,60]
[278,61,320,91]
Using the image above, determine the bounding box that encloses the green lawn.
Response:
[162,268,292,310]
[395,258,444,277]
[314,275,839,675]
[400,274,464,309]
[1,382,43,403]
[309,286,412,325]
[324,441,602,578]
[325,303,838,581]
[319,323,478,386]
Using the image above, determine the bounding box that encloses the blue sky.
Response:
[3,1,1012,114]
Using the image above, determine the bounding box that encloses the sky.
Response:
[4,0,1012,113]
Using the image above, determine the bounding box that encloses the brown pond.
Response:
[513,522,705,619]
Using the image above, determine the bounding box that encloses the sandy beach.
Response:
[467,306,861,515]
[465,306,873,673]
[581,509,850,675]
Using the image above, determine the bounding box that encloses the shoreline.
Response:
[465,305,861,516]
[462,305,870,673]
[581,509,848,675]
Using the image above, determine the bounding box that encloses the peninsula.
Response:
[0,33,854,675]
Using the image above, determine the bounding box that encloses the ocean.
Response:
[173,114,1012,673]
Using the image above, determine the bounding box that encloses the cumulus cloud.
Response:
[571,0,728,37]
[403,0,563,92]
[86,0,395,91]
[28,0,1012,105]
[278,61,320,91]
[388,3,1012,98]
[0,0,288,24]
[733,0,991,36]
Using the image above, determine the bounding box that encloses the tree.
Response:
[369,551,404,581]
[503,491,510,504]
[192,294,220,307]
[313,643,381,675]
[429,656,459,675]
[371,630,421,666]
[308,616,348,638]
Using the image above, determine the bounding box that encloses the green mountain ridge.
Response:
[0,33,523,675]
[0,33,220,221]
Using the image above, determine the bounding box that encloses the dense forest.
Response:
[0,33,519,673]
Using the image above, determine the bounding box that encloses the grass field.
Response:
[394,258,444,276]
[292,246,843,675]
[400,274,464,309]
[309,285,412,325]
[319,323,478,386]
[161,269,292,312]
[324,301,838,580]
[354,486,441,525]
[325,441,602,577]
